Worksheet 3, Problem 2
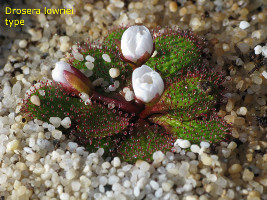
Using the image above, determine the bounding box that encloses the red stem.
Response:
[92,92,145,115]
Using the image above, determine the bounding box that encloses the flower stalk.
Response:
[91,92,145,115]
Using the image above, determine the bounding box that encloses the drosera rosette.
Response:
[20,25,231,163]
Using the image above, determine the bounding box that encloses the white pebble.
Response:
[123,180,131,188]
[112,157,121,167]
[71,181,81,191]
[26,153,40,162]
[178,139,191,148]
[139,161,150,171]
[183,184,193,192]
[122,164,132,172]
[23,147,34,154]
[66,169,76,180]
[28,138,35,147]
[47,124,55,132]
[155,188,163,198]
[80,92,89,101]
[6,140,20,151]
[207,174,217,182]
[30,95,40,106]
[236,107,247,116]
[239,21,250,29]
[187,152,196,160]
[162,181,173,192]
[235,58,244,66]
[102,54,111,62]
[73,52,84,61]
[262,46,267,58]
[185,195,198,200]
[38,90,45,96]
[85,99,92,105]
[37,139,50,149]
[190,144,200,153]
[179,161,190,177]
[227,141,237,150]
[85,55,95,62]
[85,62,94,70]
[102,162,111,169]
[49,117,61,128]
[201,153,212,166]
[200,141,210,149]
[153,151,165,163]
[61,117,71,129]
[114,80,120,88]
[252,30,263,39]
[109,68,120,78]
[151,50,157,57]
[113,0,124,8]
[19,39,27,48]
[3,83,11,95]
[108,175,119,184]
[108,85,116,92]
[150,180,159,190]
[68,142,78,151]
[222,148,231,158]
[125,91,134,101]
[60,193,70,200]
[96,148,104,156]
[262,71,267,80]
[123,87,130,93]
[134,187,140,197]
[99,176,108,185]
[76,147,86,156]
[12,82,21,96]
[254,45,262,55]
[51,130,62,140]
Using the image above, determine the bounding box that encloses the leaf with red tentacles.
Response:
[20,81,132,139]
[149,113,230,143]
[75,102,131,138]
[146,27,206,79]
[140,70,223,120]
[117,120,174,163]
[69,28,132,94]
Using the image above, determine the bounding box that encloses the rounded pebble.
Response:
[109,68,120,78]
[30,95,40,106]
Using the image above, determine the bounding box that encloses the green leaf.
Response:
[117,120,174,163]
[20,82,131,139]
[146,28,204,79]
[76,103,130,138]
[149,114,229,143]
[83,135,120,158]
[104,28,125,49]
[69,28,131,94]
[148,74,219,120]
[20,81,82,122]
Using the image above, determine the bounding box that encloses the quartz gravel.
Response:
[0,0,267,199]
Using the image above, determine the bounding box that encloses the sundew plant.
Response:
[20,26,230,163]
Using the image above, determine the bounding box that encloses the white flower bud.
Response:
[52,61,73,84]
[132,65,164,103]
[52,61,94,96]
[121,25,153,63]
